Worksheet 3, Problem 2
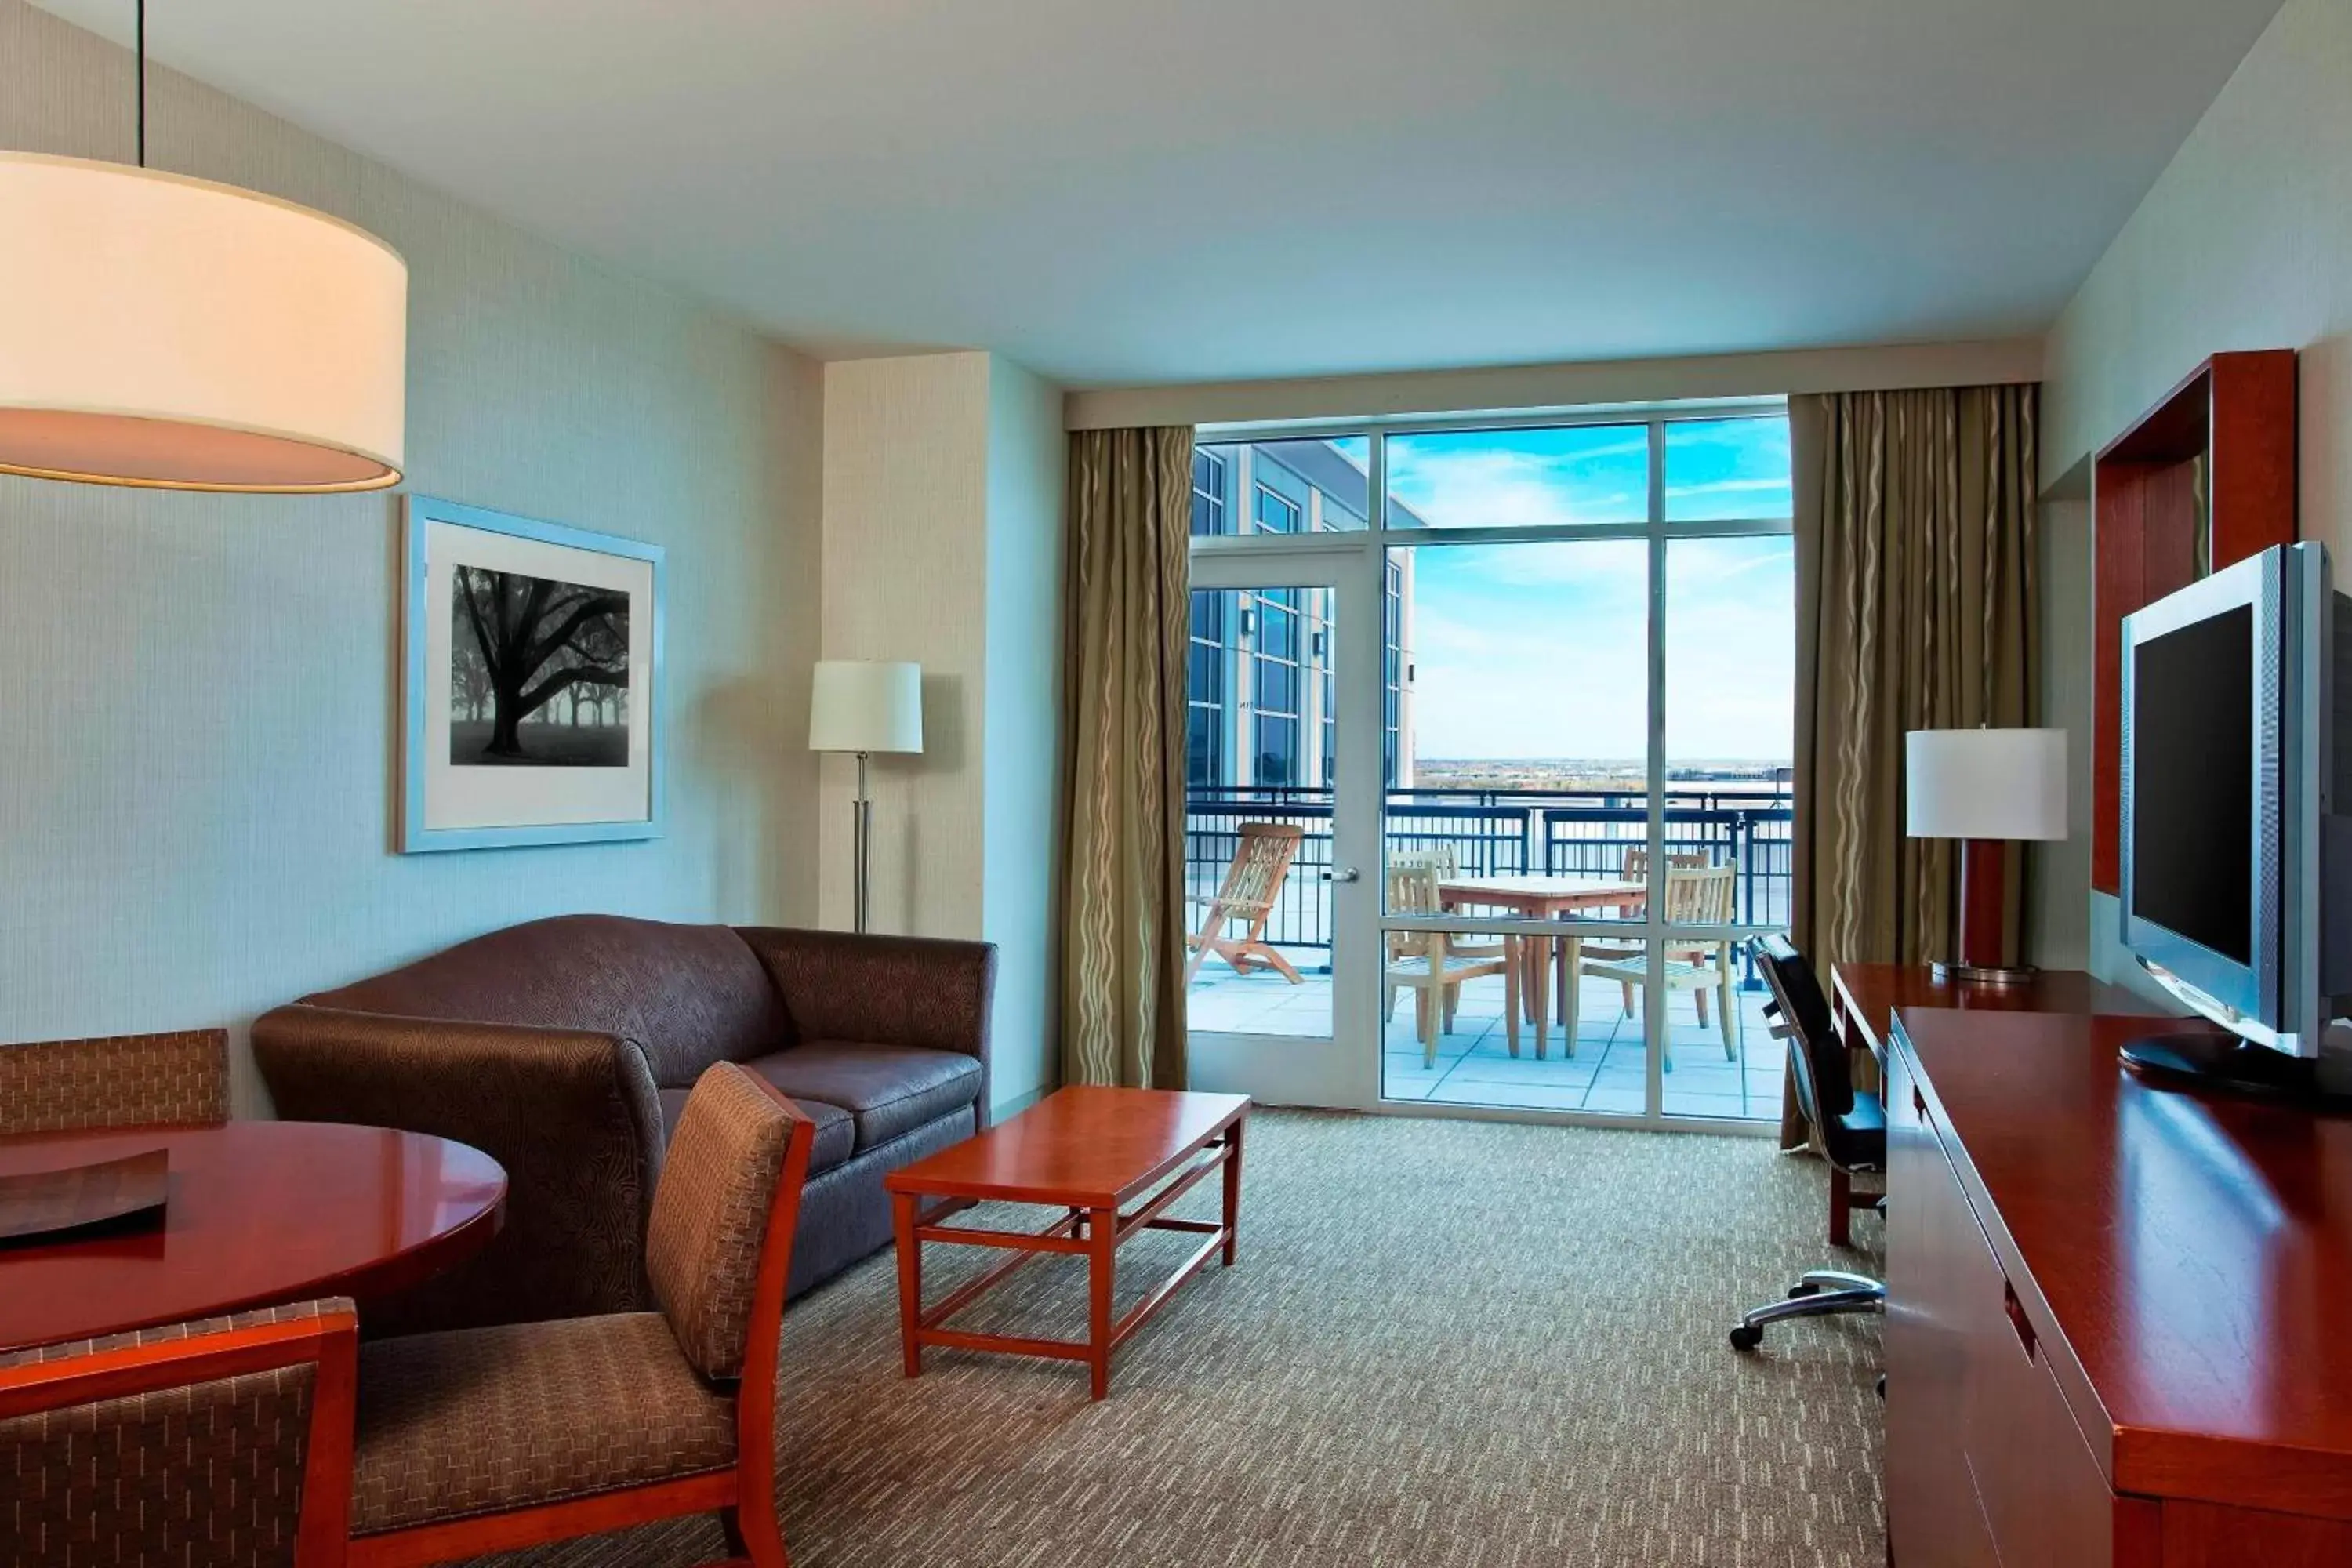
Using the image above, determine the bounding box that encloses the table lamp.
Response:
[1905,727,2067,986]
[809,660,923,934]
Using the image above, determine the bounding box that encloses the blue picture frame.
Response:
[401,495,665,852]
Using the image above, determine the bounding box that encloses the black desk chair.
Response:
[1730,934,1886,1351]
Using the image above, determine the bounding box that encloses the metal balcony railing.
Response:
[1184,785,1793,957]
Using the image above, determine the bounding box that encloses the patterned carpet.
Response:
[482,1111,1885,1568]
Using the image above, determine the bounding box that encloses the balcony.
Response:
[1185,785,1791,1121]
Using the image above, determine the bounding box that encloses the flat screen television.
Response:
[2120,542,2352,1082]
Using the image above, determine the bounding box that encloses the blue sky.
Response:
[1385,419,1795,763]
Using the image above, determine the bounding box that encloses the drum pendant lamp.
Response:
[0,0,408,492]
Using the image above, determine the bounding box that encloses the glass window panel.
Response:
[1380,539,1649,920]
[1184,584,1335,1042]
[1381,920,1642,1116]
[1664,535,1794,934]
[1663,416,1793,522]
[1192,439,1370,536]
[1653,938,1781,1122]
[1385,424,1652,530]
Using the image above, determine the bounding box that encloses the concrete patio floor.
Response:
[1187,953,1784,1121]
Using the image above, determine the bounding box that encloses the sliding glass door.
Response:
[1185,411,1794,1129]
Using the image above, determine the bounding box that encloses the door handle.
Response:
[1324,868,1360,884]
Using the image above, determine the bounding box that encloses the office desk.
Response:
[1885,1006,2347,1566]
[1831,961,2158,1068]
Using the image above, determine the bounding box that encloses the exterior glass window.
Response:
[1187,590,1227,787]
[1191,448,1229,538]
[1254,484,1302,535]
[1252,589,1302,784]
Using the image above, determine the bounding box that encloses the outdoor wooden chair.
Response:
[1383,862,1519,1067]
[1184,822,1307,984]
[0,1298,359,1566]
[1577,852,1709,1022]
[1576,863,1740,1068]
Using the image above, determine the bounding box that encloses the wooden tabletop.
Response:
[885,1087,1249,1209]
[1832,960,2161,1061]
[0,1121,506,1352]
[1893,1007,2346,1517]
[1438,875,1646,912]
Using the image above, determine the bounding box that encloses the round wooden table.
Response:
[0,1121,506,1352]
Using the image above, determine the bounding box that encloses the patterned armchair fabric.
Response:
[0,1299,356,1568]
[346,1062,815,1561]
[0,1030,230,1136]
[645,1062,800,1379]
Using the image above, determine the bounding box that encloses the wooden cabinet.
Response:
[1886,1009,2352,1566]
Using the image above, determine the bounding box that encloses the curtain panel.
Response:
[1058,426,1194,1091]
[1785,385,2040,1146]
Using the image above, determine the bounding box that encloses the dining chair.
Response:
[1383,862,1519,1067]
[344,1062,816,1568]
[1573,864,1740,1068]
[1183,822,1306,984]
[0,1029,230,1136]
[0,1298,359,1567]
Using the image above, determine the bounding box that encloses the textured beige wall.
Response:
[816,354,993,940]
[817,351,1065,1114]
[2039,0,2350,993]
[0,0,824,1111]
[2042,0,2352,538]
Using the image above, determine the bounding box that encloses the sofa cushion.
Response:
[742,1042,981,1152]
[658,1084,853,1174]
[304,915,789,1087]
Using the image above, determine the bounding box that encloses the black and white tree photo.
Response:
[448,566,631,767]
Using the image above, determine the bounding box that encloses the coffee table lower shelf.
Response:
[887,1115,1243,1400]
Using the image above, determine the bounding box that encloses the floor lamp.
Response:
[1905,727,2068,985]
[810,660,924,934]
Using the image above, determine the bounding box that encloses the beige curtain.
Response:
[1058,427,1194,1090]
[1784,386,2040,1147]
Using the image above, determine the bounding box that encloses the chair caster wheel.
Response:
[1729,1323,1762,1352]
[1789,1282,1822,1298]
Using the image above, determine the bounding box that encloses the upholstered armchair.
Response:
[344,1062,816,1567]
[0,1298,359,1566]
[0,1029,229,1135]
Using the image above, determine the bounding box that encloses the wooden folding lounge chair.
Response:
[1184,822,1306,984]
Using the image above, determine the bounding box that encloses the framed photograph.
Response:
[401,495,663,852]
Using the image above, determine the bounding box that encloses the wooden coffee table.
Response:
[884,1086,1249,1399]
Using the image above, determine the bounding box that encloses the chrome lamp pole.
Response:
[809,662,923,936]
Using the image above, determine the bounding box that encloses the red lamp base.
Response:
[1933,838,2037,987]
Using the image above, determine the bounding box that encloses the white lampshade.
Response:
[809,661,924,754]
[1906,728,2068,841]
[0,153,408,492]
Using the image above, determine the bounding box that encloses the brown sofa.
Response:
[253,915,995,1337]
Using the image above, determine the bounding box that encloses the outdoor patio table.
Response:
[1436,875,1648,1058]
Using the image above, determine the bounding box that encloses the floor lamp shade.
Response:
[808,661,924,755]
[0,153,408,492]
[1907,728,2068,983]
[809,660,922,935]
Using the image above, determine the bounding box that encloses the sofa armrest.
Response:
[251,1005,664,1336]
[735,927,997,1107]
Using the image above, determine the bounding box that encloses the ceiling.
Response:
[34,0,2285,387]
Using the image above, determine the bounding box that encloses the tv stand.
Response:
[2119,1031,2352,1109]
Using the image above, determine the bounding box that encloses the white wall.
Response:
[982,360,1067,1115]
[2040,0,2352,993]
[0,0,823,1111]
[1067,337,2045,430]
[818,351,1064,1116]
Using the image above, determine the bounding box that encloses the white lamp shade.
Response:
[809,661,923,753]
[0,153,407,492]
[1906,728,2068,841]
